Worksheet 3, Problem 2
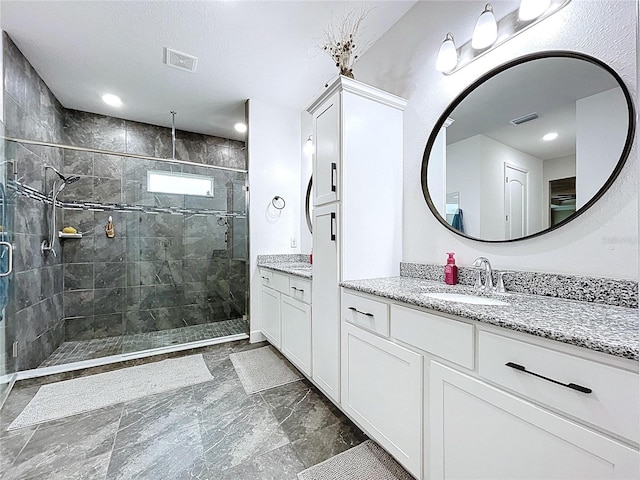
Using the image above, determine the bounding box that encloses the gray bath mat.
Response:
[297,440,414,480]
[8,354,213,430]
[230,345,302,394]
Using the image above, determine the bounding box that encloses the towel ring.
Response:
[272,196,286,210]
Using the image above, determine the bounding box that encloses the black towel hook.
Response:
[272,196,286,210]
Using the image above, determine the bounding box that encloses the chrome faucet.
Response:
[472,256,493,291]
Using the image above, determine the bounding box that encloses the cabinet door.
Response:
[342,322,423,479]
[313,91,340,206]
[430,362,639,480]
[281,295,311,376]
[261,286,281,349]
[312,204,340,402]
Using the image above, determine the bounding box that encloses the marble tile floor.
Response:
[0,340,380,480]
[39,318,249,368]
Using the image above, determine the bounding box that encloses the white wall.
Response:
[576,87,629,209]
[447,136,482,237]
[427,126,447,218]
[248,99,301,341]
[355,0,638,279]
[447,134,543,240]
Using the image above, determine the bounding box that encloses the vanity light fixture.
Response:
[436,33,458,73]
[304,135,314,155]
[543,132,559,141]
[436,0,571,75]
[102,93,122,107]
[234,122,247,133]
[519,0,552,21]
[472,4,498,50]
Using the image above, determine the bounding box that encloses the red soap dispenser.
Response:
[444,252,458,285]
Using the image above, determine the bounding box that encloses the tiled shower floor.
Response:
[39,318,248,368]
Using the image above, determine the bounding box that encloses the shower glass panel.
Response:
[7,142,248,368]
[0,122,16,405]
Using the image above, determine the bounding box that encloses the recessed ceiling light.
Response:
[102,93,122,107]
[543,132,558,142]
[234,123,247,133]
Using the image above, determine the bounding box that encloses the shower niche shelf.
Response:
[58,232,82,239]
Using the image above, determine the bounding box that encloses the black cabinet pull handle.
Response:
[291,287,305,292]
[348,306,374,318]
[331,162,337,192]
[505,362,592,394]
[330,212,336,241]
[261,276,270,281]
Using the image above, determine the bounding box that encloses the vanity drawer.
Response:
[478,331,639,443]
[390,305,474,369]
[259,268,289,294]
[342,290,389,337]
[289,277,311,304]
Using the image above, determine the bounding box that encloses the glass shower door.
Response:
[0,121,16,405]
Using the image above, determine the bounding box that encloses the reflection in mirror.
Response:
[423,52,634,242]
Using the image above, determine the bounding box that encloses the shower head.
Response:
[52,175,81,196]
[44,165,80,184]
[65,175,81,185]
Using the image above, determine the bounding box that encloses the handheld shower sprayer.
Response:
[41,166,81,257]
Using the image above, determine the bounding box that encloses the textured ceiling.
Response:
[2,0,416,140]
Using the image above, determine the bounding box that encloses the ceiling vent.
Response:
[509,112,539,126]
[164,48,198,73]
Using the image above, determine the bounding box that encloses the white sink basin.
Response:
[423,292,509,306]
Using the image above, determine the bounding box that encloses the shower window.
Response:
[147,170,214,197]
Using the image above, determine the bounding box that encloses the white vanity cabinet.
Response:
[341,320,423,478]
[259,268,312,376]
[430,362,639,480]
[308,76,407,403]
[339,287,639,480]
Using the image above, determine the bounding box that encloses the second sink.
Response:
[423,292,510,306]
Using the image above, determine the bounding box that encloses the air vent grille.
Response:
[509,112,539,126]
[164,48,198,73]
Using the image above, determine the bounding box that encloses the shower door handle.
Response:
[0,242,13,277]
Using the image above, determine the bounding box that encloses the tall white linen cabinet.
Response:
[307,76,407,403]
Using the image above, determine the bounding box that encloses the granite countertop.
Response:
[340,277,639,361]
[258,261,312,279]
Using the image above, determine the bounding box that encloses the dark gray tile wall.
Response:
[59,103,248,343]
[3,32,248,368]
[61,174,248,341]
[62,109,247,170]
[3,34,65,371]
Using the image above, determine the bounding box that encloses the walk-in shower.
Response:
[1,136,249,385]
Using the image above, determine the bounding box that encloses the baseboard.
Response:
[250,330,266,343]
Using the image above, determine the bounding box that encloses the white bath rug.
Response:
[230,345,302,394]
[8,354,213,430]
[297,440,414,480]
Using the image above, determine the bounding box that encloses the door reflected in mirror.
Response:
[423,52,634,242]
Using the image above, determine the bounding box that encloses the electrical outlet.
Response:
[290,237,297,248]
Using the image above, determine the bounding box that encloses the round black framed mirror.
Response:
[421,51,635,243]
[305,176,312,233]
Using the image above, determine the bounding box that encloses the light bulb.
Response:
[519,0,551,21]
[234,122,247,133]
[102,93,122,107]
[304,136,314,155]
[543,132,558,142]
[435,33,458,73]
[472,3,498,50]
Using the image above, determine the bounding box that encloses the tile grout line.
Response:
[103,403,126,480]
